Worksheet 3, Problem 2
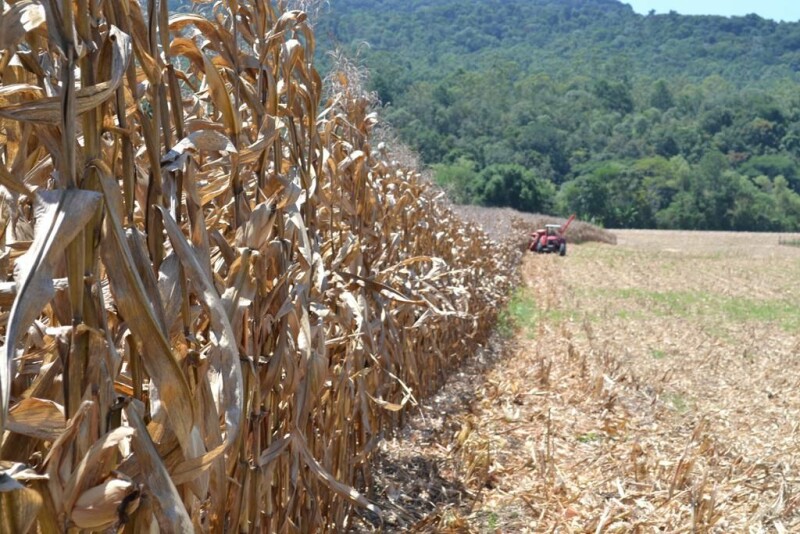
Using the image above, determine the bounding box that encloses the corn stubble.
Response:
[0,0,513,531]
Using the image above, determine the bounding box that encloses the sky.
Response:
[624,1,800,22]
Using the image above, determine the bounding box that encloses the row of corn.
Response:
[0,0,515,531]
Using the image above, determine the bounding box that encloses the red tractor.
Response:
[529,214,576,256]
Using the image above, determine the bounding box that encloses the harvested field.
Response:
[353,229,800,532]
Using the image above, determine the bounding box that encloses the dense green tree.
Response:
[593,79,634,114]
[472,164,556,213]
[556,170,611,225]
[650,80,675,111]
[312,0,800,231]
[432,158,479,203]
[741,155,799,186]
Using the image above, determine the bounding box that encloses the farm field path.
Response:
[353,230,800,532]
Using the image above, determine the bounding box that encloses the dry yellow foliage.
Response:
[0,0,513,531]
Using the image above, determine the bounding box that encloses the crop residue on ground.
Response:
[353,228,800,532]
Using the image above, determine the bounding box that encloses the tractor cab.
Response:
[528,215,576,256]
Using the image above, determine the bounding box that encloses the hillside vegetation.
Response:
[318,0,800,231]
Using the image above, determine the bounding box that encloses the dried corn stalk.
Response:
[0,0,514,531]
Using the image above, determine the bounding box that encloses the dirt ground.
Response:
[350,229,800,533]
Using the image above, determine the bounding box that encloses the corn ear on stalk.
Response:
[70,478,141,530]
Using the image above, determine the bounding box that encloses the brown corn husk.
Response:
[0,0,515,531]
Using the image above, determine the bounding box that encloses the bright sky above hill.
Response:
[625,1,800,22]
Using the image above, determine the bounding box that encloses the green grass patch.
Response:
[498,288,537,337]
[487,512,499,530]
[598,288,800,331]
[497,288,585,339]
[613,288,708,316]
[663,392,690,413]
[720,297,800,330]
[651,349,667,360]
[576,432,602,443]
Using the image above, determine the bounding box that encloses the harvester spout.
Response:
[560,214,576,235]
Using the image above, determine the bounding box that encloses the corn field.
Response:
[0,0,513,531]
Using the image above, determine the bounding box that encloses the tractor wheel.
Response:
[559,242,566,256]
[535,241,543,253]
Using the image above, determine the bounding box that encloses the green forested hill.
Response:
[321,0,800,87]
[313,0,800,230]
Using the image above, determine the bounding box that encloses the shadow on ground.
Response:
[348,335,512,533]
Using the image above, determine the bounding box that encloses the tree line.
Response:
[317,0,800,230]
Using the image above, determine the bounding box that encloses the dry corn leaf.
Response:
[6,397,64,441]
[157,206,243,445]
[1,189,101,434]
[0,0,46,49]
[293,430,381,516]
[98,173,201,460]
[161,130,237,172]
[0,27,131,124]
[170,443,226,486]
[124,404,193,532]
[0,483,42,534]
[0,165,34,197]
[366,393,405,412]
[200,52,241,138]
